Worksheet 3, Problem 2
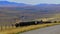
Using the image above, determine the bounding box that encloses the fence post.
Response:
[0,25,2,31]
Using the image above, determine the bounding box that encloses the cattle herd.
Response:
[15,20,52,27]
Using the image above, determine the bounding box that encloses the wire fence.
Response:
[0,25,16,31]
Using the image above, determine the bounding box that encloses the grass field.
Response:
[0,23,60,34]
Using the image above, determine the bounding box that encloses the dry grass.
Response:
[0,23,60,34]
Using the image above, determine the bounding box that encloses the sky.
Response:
[0,0,60,5]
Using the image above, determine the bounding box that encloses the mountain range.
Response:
[0,1,60,7]
[0,1,30,7]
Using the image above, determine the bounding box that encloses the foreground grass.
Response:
[0,23,60,34]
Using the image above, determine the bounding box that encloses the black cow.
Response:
[15,23,20,27]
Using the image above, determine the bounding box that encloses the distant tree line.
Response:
[15,20,60,27]
[15,20,51,27]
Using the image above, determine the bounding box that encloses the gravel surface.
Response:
[21,25,60,34]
